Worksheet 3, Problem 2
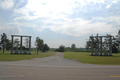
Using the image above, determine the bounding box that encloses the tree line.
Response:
[54,44,77,52]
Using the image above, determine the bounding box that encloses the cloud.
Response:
[111,16,120,25]
[0,24,21,39]
[0,0,14,10]
[13,0,120,20]
[45,18,118,37]
[106,5,111,8]
[11,0,120,37]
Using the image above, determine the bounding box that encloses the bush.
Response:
[73,50,91,52]
[112,47,118,53]
[54,45,65,52]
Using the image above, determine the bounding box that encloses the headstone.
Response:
[14,50,19,54]
[95,51,99,56]
[23,50,27,54]
[104,51,108,56]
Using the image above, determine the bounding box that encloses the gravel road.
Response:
[0,52,120,80]
[0,52,120,68]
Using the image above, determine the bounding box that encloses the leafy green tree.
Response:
[6,39,11,50]
[0,33,7,53]
[24,37,29,48]
[35,37,44,54]
[103,34,112,50]
[86,34,100,50]
[71,44,76,51]
[42,44,49,52]
[112,30,120,53]
[58,45,65,52]
[85,40,91,50]
[115,30,120,48]
[13,38,20,50]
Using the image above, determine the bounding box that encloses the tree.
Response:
[35,37,44,54]
[6,39,11,50]
[24,37,29,48]
[42,44,49,52]
[104,33,120,53]
[86,31,120,53]
[71,44,76,51]
[85,34,100,50]
[85,40,91,50]
[103,34,112,50]
[115,30,120,48]
[13,38,20,50]
[111,30,120,53]
[58,45,65,52]
[22,46,26,50]
[0,33,7,53]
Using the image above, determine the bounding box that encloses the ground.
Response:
[0,52,120,80]
[63,52,120,65]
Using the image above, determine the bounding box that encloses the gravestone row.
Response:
[14,50,28,54]
[94,51,108,56]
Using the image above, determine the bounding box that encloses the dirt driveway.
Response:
[0,52,120,68]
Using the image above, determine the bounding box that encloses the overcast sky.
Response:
[0,0,120,48]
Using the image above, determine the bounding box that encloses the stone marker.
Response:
[104,51,108,56]
[95,51,99,56]
[14,50,19,54]
[23,50,27,54]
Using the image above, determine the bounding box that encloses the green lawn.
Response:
[0,51,55,61]
[63,52,120,65]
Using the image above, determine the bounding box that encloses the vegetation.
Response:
[0,51,55,61]
[43,44,49,52]
[71,44,76,51]
[13,38,20,50]
[63,52,120,65]
[55,44,77,52]
[35,37,49,54]
[6,39,11,50]
[85,30,120,53]
[24,37,29,48]
[0,33,7,53]
[55,45,65,52]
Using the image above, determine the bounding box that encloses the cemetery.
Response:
[0,32,120,65]
[11,35,32,54]
[90,35,113,56]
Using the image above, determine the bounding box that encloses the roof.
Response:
[11,35,32,37]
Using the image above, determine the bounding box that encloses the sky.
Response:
[0,0,120,48]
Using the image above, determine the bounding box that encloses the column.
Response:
[91,37,93,56]
[109,36,112,56]
[11,36,13,54]
[20,36,22,54]
[29,37,31,54]
[100,37,102,56]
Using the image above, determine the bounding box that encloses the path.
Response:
[0,52,119,68]
[0,52,120,80]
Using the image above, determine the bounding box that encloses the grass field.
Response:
[63,52,120,65]
[0,50,55,61]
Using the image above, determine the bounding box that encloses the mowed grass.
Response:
[0,51,55,61]
[63,52,120,65]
